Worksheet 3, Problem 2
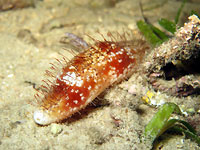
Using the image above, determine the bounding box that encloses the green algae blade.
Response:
[175,0,187,24]
[149,24,169,41]
[144,103,181,143]
[158,18,176,34]
[136,20,163,47]
[144,102,200,146]
[170,125,200,146]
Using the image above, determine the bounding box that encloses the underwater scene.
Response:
[0,0,200,149]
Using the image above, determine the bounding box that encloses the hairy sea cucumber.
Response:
[34,32,148,125]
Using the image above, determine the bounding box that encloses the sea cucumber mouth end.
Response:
[33,109,54,125]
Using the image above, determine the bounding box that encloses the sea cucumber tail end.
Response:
[33,109,57,125]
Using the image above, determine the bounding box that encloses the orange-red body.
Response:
[34,38,147,125]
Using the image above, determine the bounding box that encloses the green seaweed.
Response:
[149,24,169,42]
[144,103,181,143]
[158,18,176,34]
[144,103,200,146]
[137,0,188,46]
[169,126,200,145]
[136,21,163,47]
[175,0,187,24]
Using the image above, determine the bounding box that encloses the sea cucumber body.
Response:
[34,40,138,125]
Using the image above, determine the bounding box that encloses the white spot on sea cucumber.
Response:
[69,66,75,70]
[65,96,69,100]
[88,85,92,90]
[63,72,83,87]
[118,59,122,63]
[84,69,87,73]
[116,51,122,55]
[109,66,116,70]
[108,58,113,62]
[108,70,116,76]
[76,79,83,87]
[73,107,77,111]
[86,76,90,81]
[111,43,116,49]
[110,52,116,57]
[118,51,123,54]
[69,107,73,112]
[73,100,78,104]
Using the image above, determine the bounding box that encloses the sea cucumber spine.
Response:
[34,33,148,125]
